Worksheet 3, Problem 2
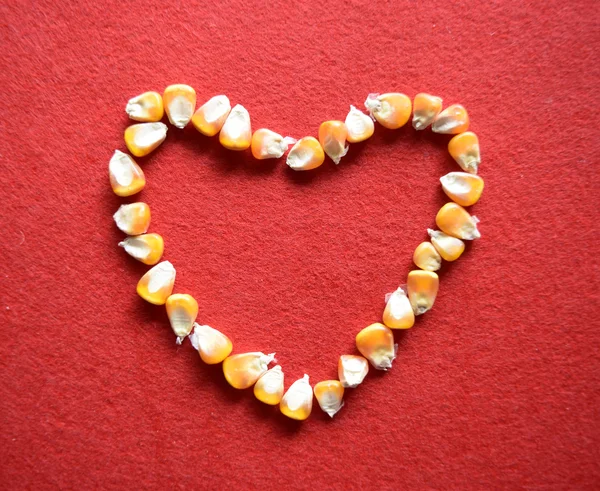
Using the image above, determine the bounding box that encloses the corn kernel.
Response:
[412,93,443,130]
[222,352,275,389]
[407,270,439,315]
[119,233,164,265]
[314,380,344,417]
[254,365,284,405]
[355,323,397,370]
[440,172,484,207]
[436,202,480,240]
[108,150,145,197]
[251,129,295,159]
[432,104,469,134]
[125,91,164,122]
[280,374,313,421]
[163,84,196,129]
[338,355,369,388]
[428,229,465,261]
[286,136,325,171]
[345,105,374,143]
[318,120,348,164]
[136,261,176,305]
[219,104,252,150]
[448,131,481,174]
[191,95,231,136]
[383,287,415,329]
[413,241,442,271]
[364,92,412,129]
[124,123,168,157]
[165,293,198,339]
[189,323,233,364]
[113,202,151,236]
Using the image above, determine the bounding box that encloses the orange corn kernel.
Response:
[165,293,198,338]
[113,202,151,236]
[428,229,465,261]
[383,288,415,329]
[345,105,374,143]
[412,93,443,130]
[254,365,284,405]
[251,129,294,159]
[136,261,176,305]
[432,104,469,134]
[413,241,442,272]
[286,136,325,171]
[280,374,313,421]
[219,104,252,150]
[318,120,348,164]
[448,131,481,174]
[189,323,233,365]
[338,355,369,388]
[436,202,480,240]
[109,150,145,197]
[440,172,484,207]
[355,323,397,370]
[119,233,164,265]
[191,95,231,136]
[314,380,344,418]
[222,352,275,389]
[407,270,439,315]
[125,91,164,122]
[124,122,167,157]
[364,92,411,129]
[163,84,196,129]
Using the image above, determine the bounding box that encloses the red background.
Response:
[1,0,599,488]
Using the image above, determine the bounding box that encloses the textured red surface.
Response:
[1,0,599,489]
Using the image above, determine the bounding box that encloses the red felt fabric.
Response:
[1,0,598,488]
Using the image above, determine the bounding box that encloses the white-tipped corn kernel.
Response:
[364,92,412,129]
[222,352,275,389]
[189,323,233,364]
[125,91,164,122]
[413,241,442,272]
[119,233,164,265]
[382,287,415,329]
[338,355,369,388]
[136,261,176,305]
[254,365,285,405]
[192,95,231,136]
[124,123,168,157]
[280,374,313,420]
[355,323,397,370]
[286,136,325,170]
[314,380,344,417]
[219,104,252,150]
[108,150,145,197]
[113,202,151,236]
[163,84,196,129]
[318,120,348,164]
[412,93,443,130]
[251,129,295,159]
[440,172,484,207]
[345,105,374,143]
[428,229,465,261]
[165,293,198,339]
[436,202,480,240]
[432,104,469,134]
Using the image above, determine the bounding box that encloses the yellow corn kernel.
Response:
[364,92,412,129]
[355,323,396,370]
[338,355,369,388]
[165,293,198,339]
[286,136,325,171]
[108,150,145,197]
[432,104,469,134]
[280,374,313,421]
[189,323,233,364]
[219,104,252,150]
[413,241,442,272]
[412,93,443,130]
[428,229,465,261]
[191,95,231,136]
[345,105,374,143]
[125,91,164,122]
[254,365,284,405]
[124,123,168,157]
[440,172,484,207]
[318,120,348,164]
[136,261,176,305]
[436,202,480,240]
[222,352,275,389]
[448,131,481,174]
[113,202,151,236]
[407,270,439,315]
[163,84,196,129]
[251,129,294,159]
[383,287,415,329]
[314,380,344,417]
[119,233,164,265]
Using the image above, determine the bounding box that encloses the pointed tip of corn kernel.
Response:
[314,380,345,417]
[383,287,415,329]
